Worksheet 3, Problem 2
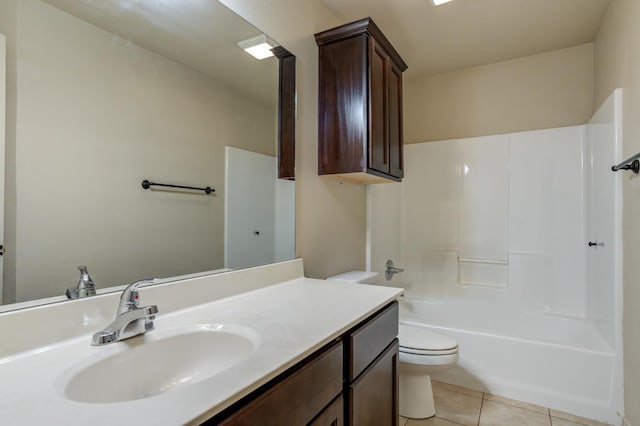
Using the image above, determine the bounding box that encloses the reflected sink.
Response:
[61,324,260,403]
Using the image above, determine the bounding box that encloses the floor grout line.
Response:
[435,416,470,426]
[483,393,555,417]
[477,392,486,426]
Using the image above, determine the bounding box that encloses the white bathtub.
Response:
[399,296,620,425]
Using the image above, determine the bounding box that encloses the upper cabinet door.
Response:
[388,61,404,178]
[317,35,369,176]
[369,38,389,175]
[315,18,407,184]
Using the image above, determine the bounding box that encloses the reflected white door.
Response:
[224,146,276,269]
[0,34,6,303]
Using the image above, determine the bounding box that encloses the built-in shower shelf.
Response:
[458,257,508,288]
[457,257,508,265]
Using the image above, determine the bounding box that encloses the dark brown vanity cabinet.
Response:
[315,18,407,184]
[346,301,399,426]
[215,340,344,426]
[208,301,398,426]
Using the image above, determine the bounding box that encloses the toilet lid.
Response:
[399,324,458,351]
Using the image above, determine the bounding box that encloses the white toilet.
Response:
[326,270,459,419]
[398,323,458,418]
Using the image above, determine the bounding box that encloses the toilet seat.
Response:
[398,324,458,354]
[400,346,458,356]
[399,350,459,367]
[398,323,459,366]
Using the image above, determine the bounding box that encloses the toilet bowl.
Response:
[325,271,459,419]
[398,323,459,419]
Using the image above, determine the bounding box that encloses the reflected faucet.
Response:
[92,279,158,346]
[66,266,97,299]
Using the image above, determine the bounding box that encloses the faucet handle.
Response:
[385,259,405,281]
[118,279,155,314]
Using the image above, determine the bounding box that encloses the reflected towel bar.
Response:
[141,179,215,194]
[612,153,640,174]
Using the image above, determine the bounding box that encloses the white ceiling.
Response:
[42,0,279,106]
[322,0,612,79]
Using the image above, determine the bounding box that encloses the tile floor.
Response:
[399,381,612,426]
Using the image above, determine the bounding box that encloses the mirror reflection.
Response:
[0,0,295,309]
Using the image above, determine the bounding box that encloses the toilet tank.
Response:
[326,271,380,284]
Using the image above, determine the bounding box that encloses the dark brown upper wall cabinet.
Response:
[315,18,408,184]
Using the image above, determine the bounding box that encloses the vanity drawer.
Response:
[347,301,398,381]
[216,340,343,426]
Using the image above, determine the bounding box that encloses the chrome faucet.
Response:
[385,259,405,281]
[66,266,97,299]
[92,279,158,346]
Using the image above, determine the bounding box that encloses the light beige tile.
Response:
[484,393,549,415]
[549,410,611,426]
[406,416,464,425]
[432,380,484,399]
[480,400,551,426]
[432,386,483,426]
[400,416,408,426]
[551,418,587,426]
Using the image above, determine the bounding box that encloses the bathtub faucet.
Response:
[385,259,405,281]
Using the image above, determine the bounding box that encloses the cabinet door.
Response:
[309,395,344,426]
[349,339,399,426]
[388,61,403,178]
[318,35,368,175]
[369,37,389,175]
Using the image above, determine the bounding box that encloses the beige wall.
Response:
[218,1,596,278]
[594,1,640,424]
[0,35,5,304]
[220,0,367,279]
[405,43,594,143]
[0,0,277,302]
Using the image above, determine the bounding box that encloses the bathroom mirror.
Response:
[0,0,296,310]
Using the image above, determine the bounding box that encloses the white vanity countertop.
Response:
[0,277,402,425]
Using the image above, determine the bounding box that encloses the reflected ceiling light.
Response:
[431,0,454,5]
[238,34,277,60]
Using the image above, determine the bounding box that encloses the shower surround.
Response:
[368,90,624,424]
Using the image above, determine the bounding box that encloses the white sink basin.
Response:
[60,324,260,403]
